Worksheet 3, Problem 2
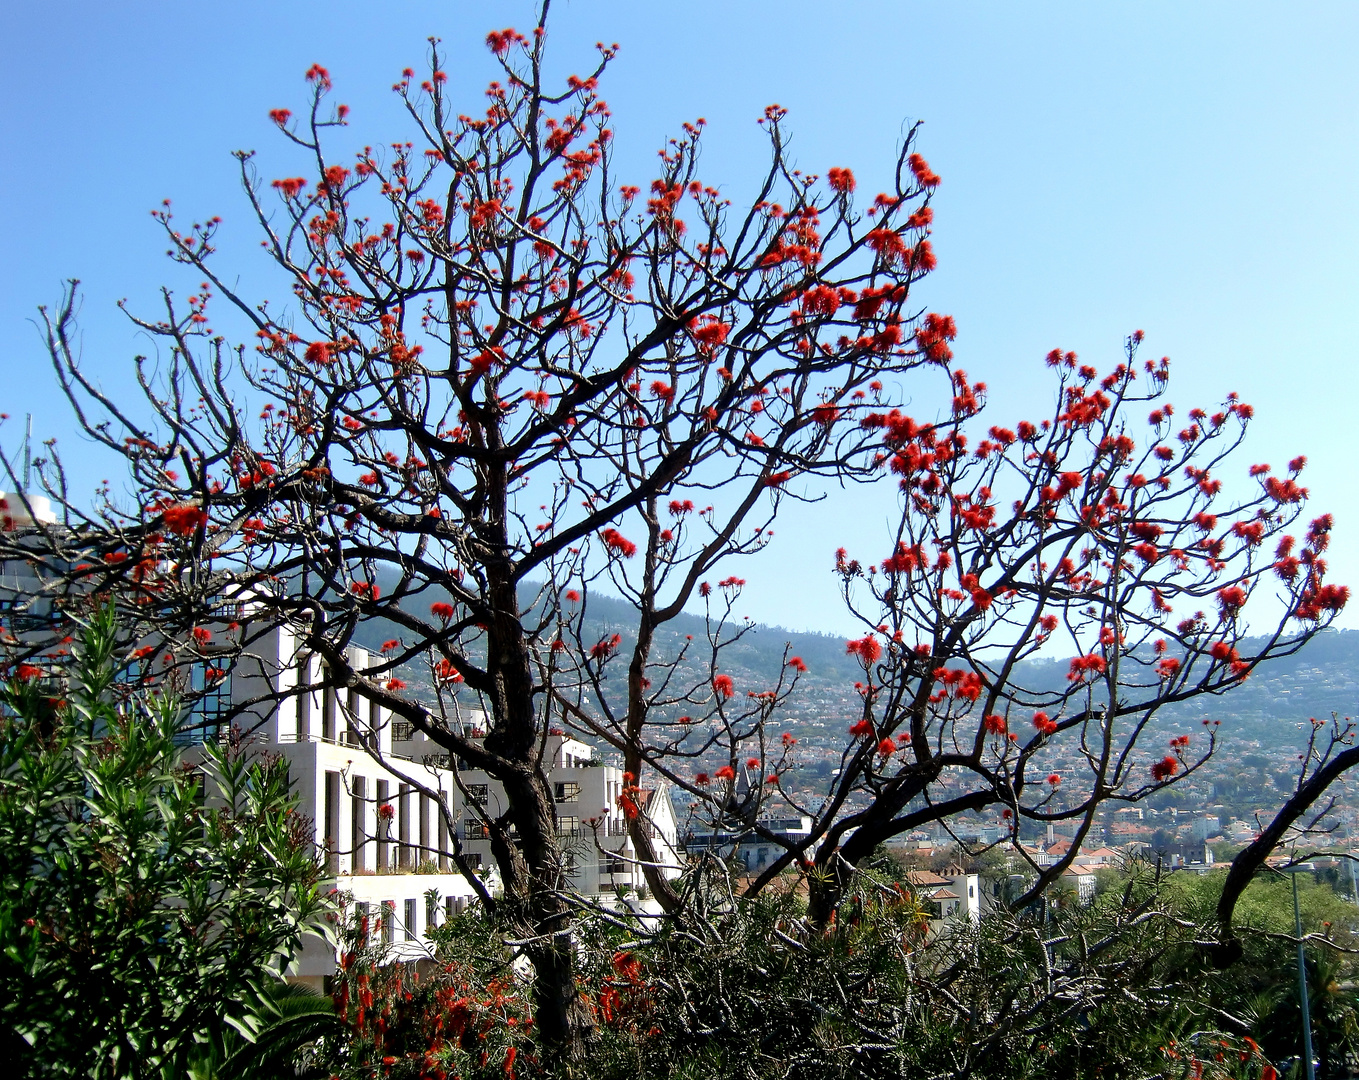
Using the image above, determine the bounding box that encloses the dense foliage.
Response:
[317,854,1359,1080]
[0,608,335,1078]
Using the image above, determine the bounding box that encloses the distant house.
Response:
[1070,846,1123,870]
[903,867,982,925]
[1060,869,1097,904]
[1163,840,1215,872]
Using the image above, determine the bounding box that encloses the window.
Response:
[463,820,489,840]
[557,816,580,835]
[381,902,394,944]
[599,851,627,877]
[175,661,232,746]
[323,771,340,874]
[392,721,413,742]
[554,781,580,803]
[466,784,489,806]
[404,898,417,941]
[351,776,367,872]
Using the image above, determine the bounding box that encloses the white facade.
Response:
[177,626,489,983]
[394,725,683,902]
[189,622,681,975]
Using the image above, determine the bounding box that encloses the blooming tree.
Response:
[5,9,954,1055]
[641,335,1348,927]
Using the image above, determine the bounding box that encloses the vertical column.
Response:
[375,779,389,871]
[322,686,336,743]
[295,654,312,742]
[334,769,352,875]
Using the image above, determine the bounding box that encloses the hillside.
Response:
[356,578,1357,751]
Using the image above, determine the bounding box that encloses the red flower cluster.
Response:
[1290,514,1350,620]
[826,167,855,193]
[689,316,731,352]
[712,674,734,699]
[1032,711,1058,735]
[810,402,841,427]
[907,153,941,188]
[1208,640,1250,679]
[590,633,622,660]
[881,541,926,576]
[430,601,455,622]
[162,504,207,536]
[916,312,957,364]
[932,667,983,702]
[846,636,882,665]
[486,27,526,56]
[1067,653,1107,683]
[1150,755,1179,782]
[600,527,637,558]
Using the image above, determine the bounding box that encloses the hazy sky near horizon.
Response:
[2,1,1356,637]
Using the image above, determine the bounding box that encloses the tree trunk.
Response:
[481,577,595,1058]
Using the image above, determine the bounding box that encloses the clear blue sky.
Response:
[3,1,1356,636]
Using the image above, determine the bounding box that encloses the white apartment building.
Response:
[188,623,682,981]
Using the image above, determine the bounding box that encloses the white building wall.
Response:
[393,727,683,899]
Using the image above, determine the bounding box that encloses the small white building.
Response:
[903,868,983,927]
